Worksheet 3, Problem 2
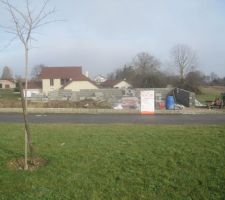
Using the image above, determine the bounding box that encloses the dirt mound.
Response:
[7,157,47,171]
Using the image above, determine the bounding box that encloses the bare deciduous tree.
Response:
[108,52,164,88]
[31,64,45,80]
[184,70,205,93]
[133,52,160,75]
[171,44,198,81]
[209,72,219,82]
[0,0,56,170]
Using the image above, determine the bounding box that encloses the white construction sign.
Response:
[140,90,155,115]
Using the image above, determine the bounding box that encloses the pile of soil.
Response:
[0,99,21,108]
[0,99,112,108]
[7,157,47,171]
[29,99,112,109]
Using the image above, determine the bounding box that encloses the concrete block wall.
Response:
[30,87,195,109]
[135,88,174,109]
[75,89,124,104]
[48,89,72,101]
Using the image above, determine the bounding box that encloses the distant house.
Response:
[101,80,132,89]
[94,74,107,84]
[26,81,42,98]
[0,79,16,89]
[39,66,98,94]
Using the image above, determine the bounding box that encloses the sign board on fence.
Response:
[140,90,155,115]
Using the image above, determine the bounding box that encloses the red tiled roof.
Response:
[73,74,90,81]
[27,81,42,89]
[39,66,82,79]
[0,79,15,83]
[101,80,121,88]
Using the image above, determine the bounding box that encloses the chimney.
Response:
[85,71,89,77]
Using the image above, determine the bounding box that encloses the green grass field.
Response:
[0,89,20,99]
[0,124,225,199]
[197,86,225,103]
[0,89,21,108]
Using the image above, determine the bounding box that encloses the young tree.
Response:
[0,0,56,170]
[1,66,13,79]
[171,44,198,81]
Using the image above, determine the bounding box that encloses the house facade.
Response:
[94,74,107,84]
[101,80,132,89]
[0,79,16,89]
[40,66,98,95]
[113,80,132,89]
[26,81,42,98]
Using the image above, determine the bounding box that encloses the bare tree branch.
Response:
[33,0,50,24]
[1,0,29,25]
[0,35,17,52]
[1,0,57,49]
[171,44,198,80]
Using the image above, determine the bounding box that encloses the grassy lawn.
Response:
[0,89,20,99]
[0,89,21,107]
[0,124,225,199]
[197,86,225,103]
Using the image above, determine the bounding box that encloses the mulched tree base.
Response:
[7,157,47,171]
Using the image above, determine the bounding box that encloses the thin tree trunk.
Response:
[25,47,28,170]
[25,47,33,154]
[25,47,28,110]
[19,82,31,169]
[24,129,28,170]
[19,46,34,170]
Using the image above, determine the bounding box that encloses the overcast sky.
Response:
[0,0,225,78]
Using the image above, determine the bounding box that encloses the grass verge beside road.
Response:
[0,124,225,199]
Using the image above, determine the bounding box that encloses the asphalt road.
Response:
[0,113,224,125]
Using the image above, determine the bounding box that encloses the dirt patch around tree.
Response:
[7,157,47,171]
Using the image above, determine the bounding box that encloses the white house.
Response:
[39,66,98,95]
[0,79,16,89]
[94,74,107,84]
[101,80,132,89]
[26,81,42,97]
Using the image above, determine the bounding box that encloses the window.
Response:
[0,84,2,88]
[5,85,10,88]
[50,79,54,86]
[60,78,69,85]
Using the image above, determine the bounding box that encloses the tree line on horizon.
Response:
[1,45,225,95]
[107,44,225,94]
